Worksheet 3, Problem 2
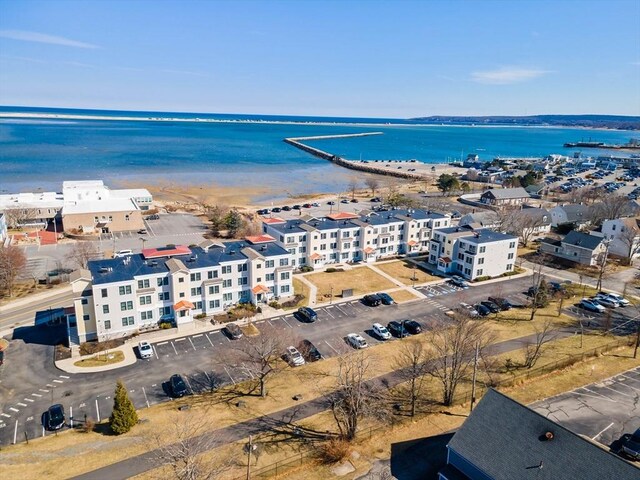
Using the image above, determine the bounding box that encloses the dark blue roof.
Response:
[435,226,517,244]
[88,242,289,285]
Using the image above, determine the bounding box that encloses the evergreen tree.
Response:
[224,209,244,237]
[110,380,139,435]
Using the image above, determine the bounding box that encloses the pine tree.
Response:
[110,380,139,435]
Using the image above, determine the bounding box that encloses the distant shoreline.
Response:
[0,112,633,131]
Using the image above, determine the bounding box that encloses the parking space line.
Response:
[205,334,214,347]
[31,393,42,397]
[153,344,159,359]
[592,422,615,441]
[324,308,335,319]
[59,375,70,379]
[171,341,178,355]
[184,376,193,393]
[335,305,348,316]
[188,337,197,351]
[1,413,10,418]
[281,316,293,328]
[9,408,19,412]
[53,379,64,384]
[17,403,27,407]
[223,366,236,385]
[157,341,168,345]
[24,398,34,403]
[324,340,339,354]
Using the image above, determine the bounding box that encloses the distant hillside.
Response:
[409,115,640,130]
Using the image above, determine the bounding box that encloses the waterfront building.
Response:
[69,236,293,343]
[428,225,518,280]
[479,187,530,207]
[261,209,451,267]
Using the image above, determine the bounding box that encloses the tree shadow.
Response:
[390,432,454,480]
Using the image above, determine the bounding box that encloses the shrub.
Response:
[80,418,95,433]
[325,267,345,273]
[316,438,352,464]
[473,275,492,282]
[110,380,139,435]
[281,294,304,308]
[159,321,173,329]
[268,301,281,309]
[194,313,206,319]
[299,265,314,273]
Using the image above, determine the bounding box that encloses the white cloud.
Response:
[471,67,549,85]
[0,29,99,49]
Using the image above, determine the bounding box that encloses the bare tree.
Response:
[617,222,640,265]
[522,319,556,369]
[498,208,547,247]
[2,207,39,229]
[0,245,27,297]
[327,352,388,441]
[596,240,611,291]
[428,316,493,406]
[393,340,432,417]
[364,177,380,197]
[528,254,551,322]
[591,195,634,226]
[347,178,359,200]
[229,326,283,397]
[152,411,231,480]
[67,241,101,269]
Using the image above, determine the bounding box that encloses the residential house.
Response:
[538,230,607,266]
[511,207,552,240]
[479,187,530,207]
[262,209,451,268]
[69,237,293,343]
[549,204,593,228]
[458,211,500,229]
[600,217,640,259]
[428,225,518,280]
[439,389,638,480]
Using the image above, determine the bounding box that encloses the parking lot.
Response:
[142,212,208,238]
[533,366,640,455]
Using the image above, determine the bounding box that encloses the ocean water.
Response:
[0,107,635,196]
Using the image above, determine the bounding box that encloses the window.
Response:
[476,269,483,276]
[141,311,153,320]
[137,279,150,289]
[457,253,464,260]
[194,301,203,310]
[158,292,170,301]
[465,257,472,264]
[157,277,168,286]
[507,252,514,260]
[478,258,484,265]
[140,295,152,305]
[479,246,486,254]
[256,263,262,269]
[280,272,290,280]
[119,285,132,295]
[178,277,184,283]
[209,299,220,309]
[222,265,232,274]
[509,241,516,249]
[237,264,247,272]
[125,214,130,221]
[330,232,338,238]
[321,233,327,240]
[83,314,90,321]
[265,260,274,268]
[266,273,275,281]
[120,301,133,311]
[506,264,513,271]
[101,288,108,298]
[223,279,232,288]
[343,243,351,249]
[223,293,233,302]
[190,287,202,296]
[330,242,337,248]
[190,272,201,281]
[179,292,185,298]
[279,258,288,266]
[208,285,220,295]
[320,244,326,251]
[208,269,218,279]
[121,316,135,327]
[280,285,290,294]
[102,305,110,314]
[104,320,111,330]
[81,298,88,305]
[159,306,171,316]
[237,277,248,286]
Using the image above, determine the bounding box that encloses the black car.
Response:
[224,323,243,340]
[169,374,189,398]
[271,207,282,213]
[43,404,65,431]
[549,281,567,293]
[282,205,291,211]
[298,339,323,362]
[377,292,395,305]
[387,321,409,338]
[297,306,318,323]
[480,301,500,314]
[293,204,301,210]
[403,320,422,334]
[363,294,382,307]
[474,304,491,316]
[621,428,640,460]
[526,286,539,297]
[488,297,513,311]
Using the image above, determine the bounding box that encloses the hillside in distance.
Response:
[410,114,640,130]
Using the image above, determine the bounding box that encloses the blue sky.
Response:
[0,0,639,118]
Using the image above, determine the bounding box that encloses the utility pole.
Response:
[470,343,479,414]
[596,240,610,291]
[634,320,639,359]
[246,435,253,480]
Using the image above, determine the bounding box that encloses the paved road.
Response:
[0,290,74,332]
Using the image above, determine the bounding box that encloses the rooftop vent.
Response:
[149,260,158,267]
[260,245,267,251]
[229,250,236,255]
[99,267,110,274]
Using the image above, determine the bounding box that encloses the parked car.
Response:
[138,228,148,235]
[43,404,65,431]
[311,202,320,207]
[327,201,336,205]
[580,298,605,313]
[285,346,305,367]
[548,281,567,293]
[459,302,479,317]
[340,199,349,204]
[592,296,619,308]
[271,207,282,213]
[404,320,422,334]
[474,304,491,316]
[387,321,409,338]
[169,374,189,397]
[598,292,629,307]
[302,203,312,208]
[370,197,381,202]
[372,323,392,340]
[297,306,318,323]
[292,204,301,210]
[363,294,382,307]
[138,341,153,359]
[224,323,243,340]
[113,249,133,258]
[488,297,513,311]
[449,275,469,288]
[298,339,323,362]
[526,286,539,297]
[377,292,395,305]
[347,333,368,349]
[350,198,359,203]
[620,428,640,461]
[282,205,291,211]
[480,301,501,314]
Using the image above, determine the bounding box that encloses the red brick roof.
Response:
[326,212,359,221]
[364,247,376,254]
[245,234,276,244]
[142,245,191,259]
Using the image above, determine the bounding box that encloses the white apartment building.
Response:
[428,225,518,280]
[599,217,640,259]
[69,236,293,343]
[262,209,450,267]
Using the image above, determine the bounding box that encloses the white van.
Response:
[113,249,133,258]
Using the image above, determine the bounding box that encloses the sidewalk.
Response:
[55,344,138,374]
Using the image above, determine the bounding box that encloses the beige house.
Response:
[62,198,144,234]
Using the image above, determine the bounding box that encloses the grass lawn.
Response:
[73,350,125,367]
[306,266,395,299]
[375,260,440,285]
[286,277,310,309]
[387,289,420,303]
[0,282,65,307]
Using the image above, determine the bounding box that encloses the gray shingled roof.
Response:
[481,187,530,199]
[562,230,604,251]
[558,204,592,224]
[447,389,639,480]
